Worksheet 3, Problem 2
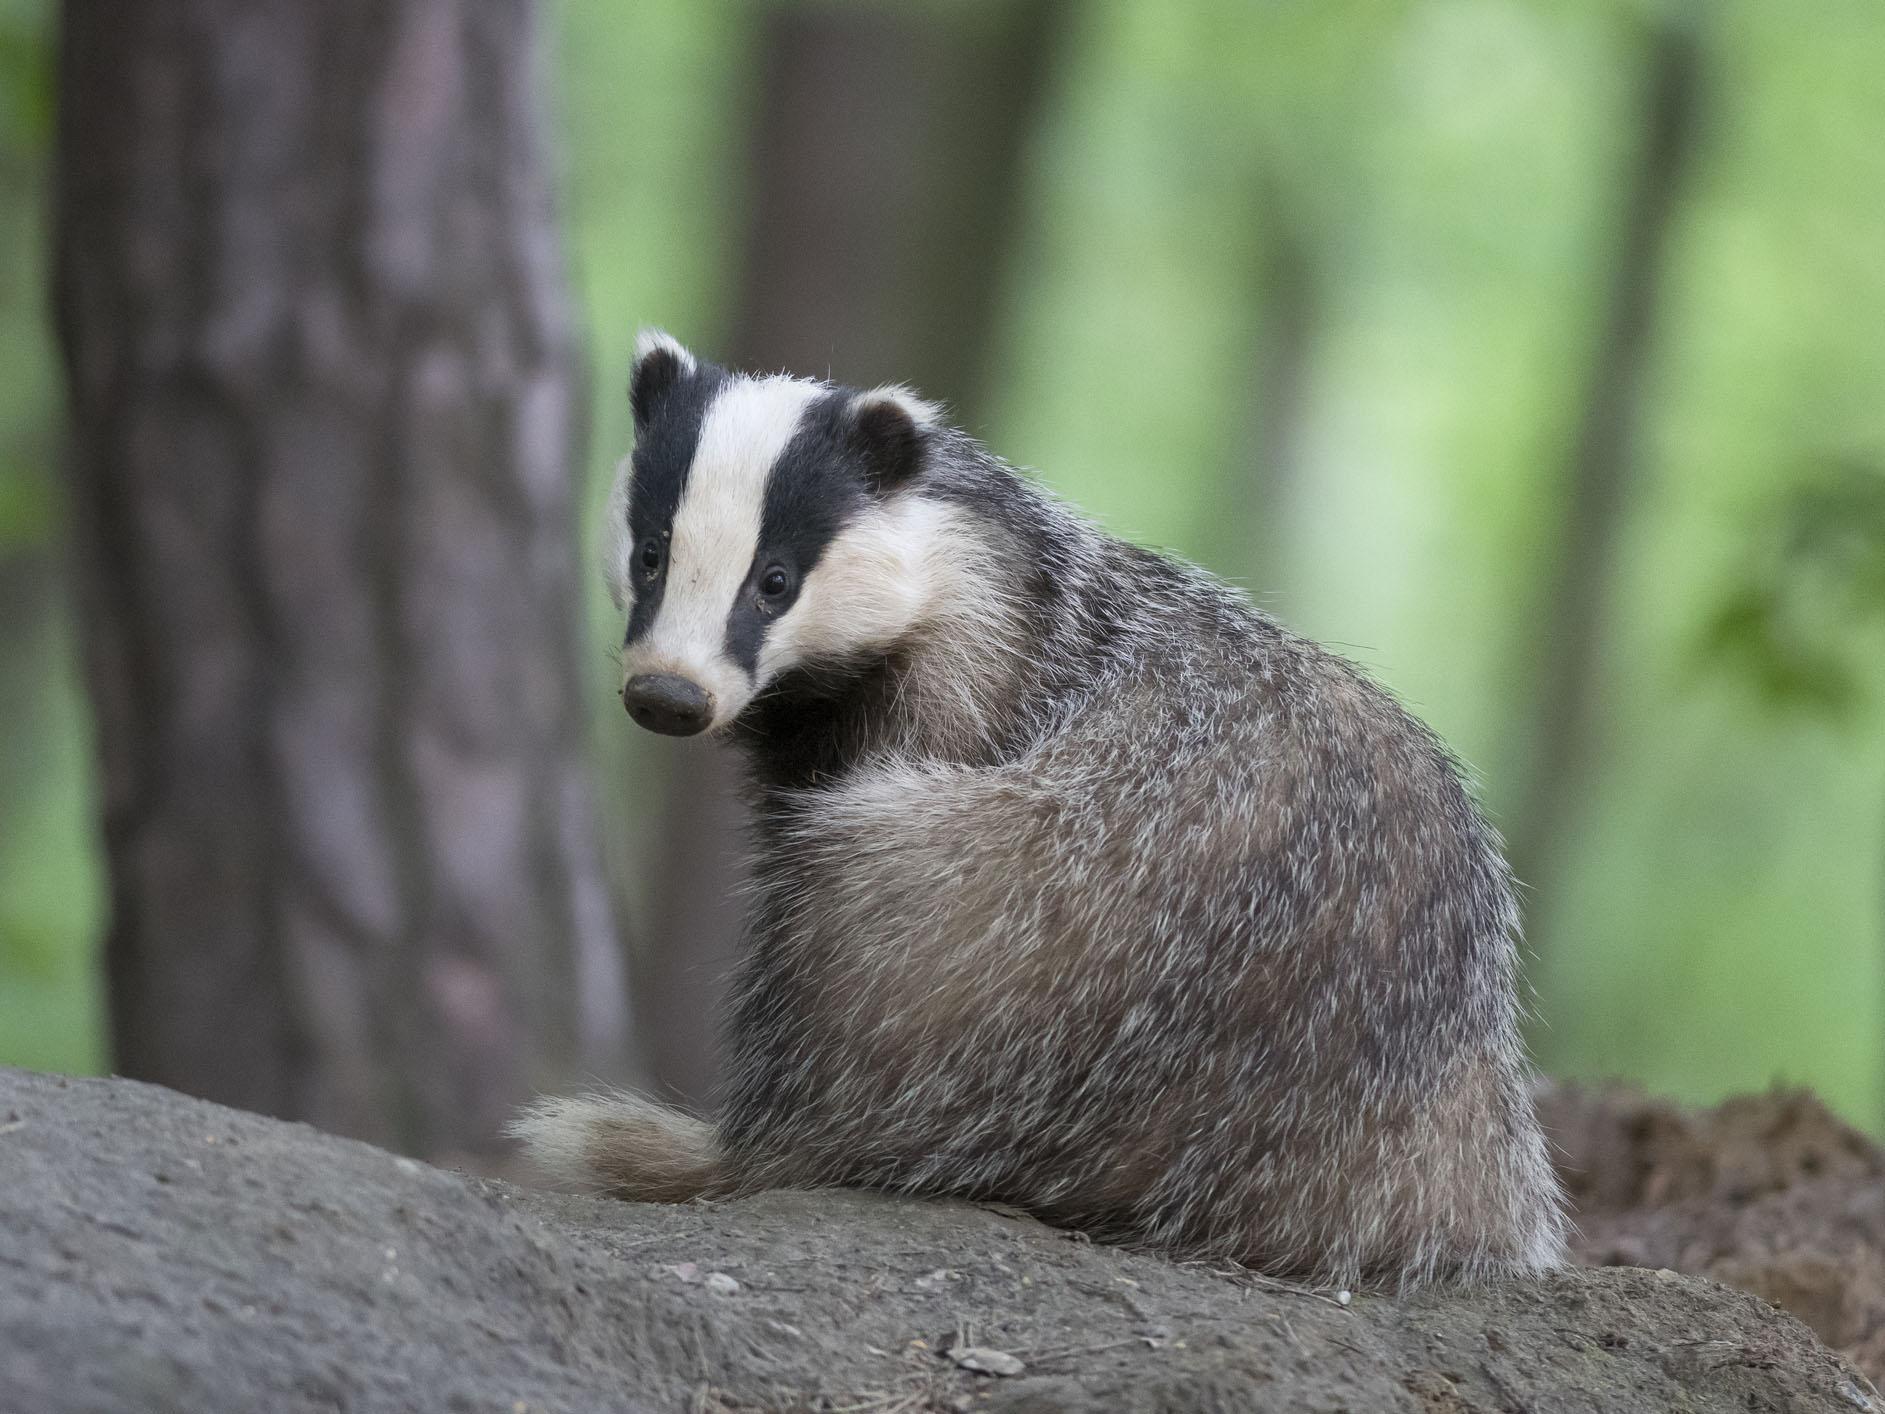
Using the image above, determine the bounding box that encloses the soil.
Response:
[1,1066,1879,1413]
[1543,1082,1885,1387]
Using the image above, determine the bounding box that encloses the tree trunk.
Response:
[1212,176,1320,586]
[725,1,1068,410]
[54,0,628,1163]
[639,0,1067,1106]
[1504,16,1705,910]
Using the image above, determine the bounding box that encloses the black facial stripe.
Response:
[624,366,727,646]
[724,391,869,675]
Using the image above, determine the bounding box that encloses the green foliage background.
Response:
[3,0,1882,1124]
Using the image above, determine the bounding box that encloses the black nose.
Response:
[622,673,713,736]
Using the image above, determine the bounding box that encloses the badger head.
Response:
[605,330,951,736]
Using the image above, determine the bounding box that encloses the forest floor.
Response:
[1,1066,1881,1413]
[1545,1082,1885,1386]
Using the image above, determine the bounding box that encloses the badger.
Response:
[511,330,1568,1289]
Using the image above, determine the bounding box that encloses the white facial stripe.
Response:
[626,375,823,720]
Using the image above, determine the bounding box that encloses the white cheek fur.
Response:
[758,497,1017,691]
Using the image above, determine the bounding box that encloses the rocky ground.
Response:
[2,1067,1881,1412]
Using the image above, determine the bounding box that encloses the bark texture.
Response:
[53,0,626,1162]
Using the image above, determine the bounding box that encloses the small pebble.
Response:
[951,1346,1025,1377]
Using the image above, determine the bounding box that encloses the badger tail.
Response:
[506,1090,727,1203]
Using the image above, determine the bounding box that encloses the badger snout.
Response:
[622,673,713,736]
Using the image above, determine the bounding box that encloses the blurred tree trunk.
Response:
[1215,178,1319,586]
[641,0,1066,1107]
[1504,17,1705,916]
[54,0,630,1163]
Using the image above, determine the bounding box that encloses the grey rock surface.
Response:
[0,1067,1875,1413]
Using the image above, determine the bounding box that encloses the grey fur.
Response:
[512,350,1568,1291]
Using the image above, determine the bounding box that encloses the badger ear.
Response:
[847,385,943,494]
[629,329,697,427]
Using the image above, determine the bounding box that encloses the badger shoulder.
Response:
[1038,545,1493,824]
[785,573,1505,934]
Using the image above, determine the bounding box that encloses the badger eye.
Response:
[638,536,665,576]
[758,565,792,599]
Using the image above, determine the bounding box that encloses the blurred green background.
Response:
[4,0,1884,1125]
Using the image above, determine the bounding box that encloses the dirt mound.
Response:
[1543,1083,1885,1386]
[2,1067,1876,1413]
